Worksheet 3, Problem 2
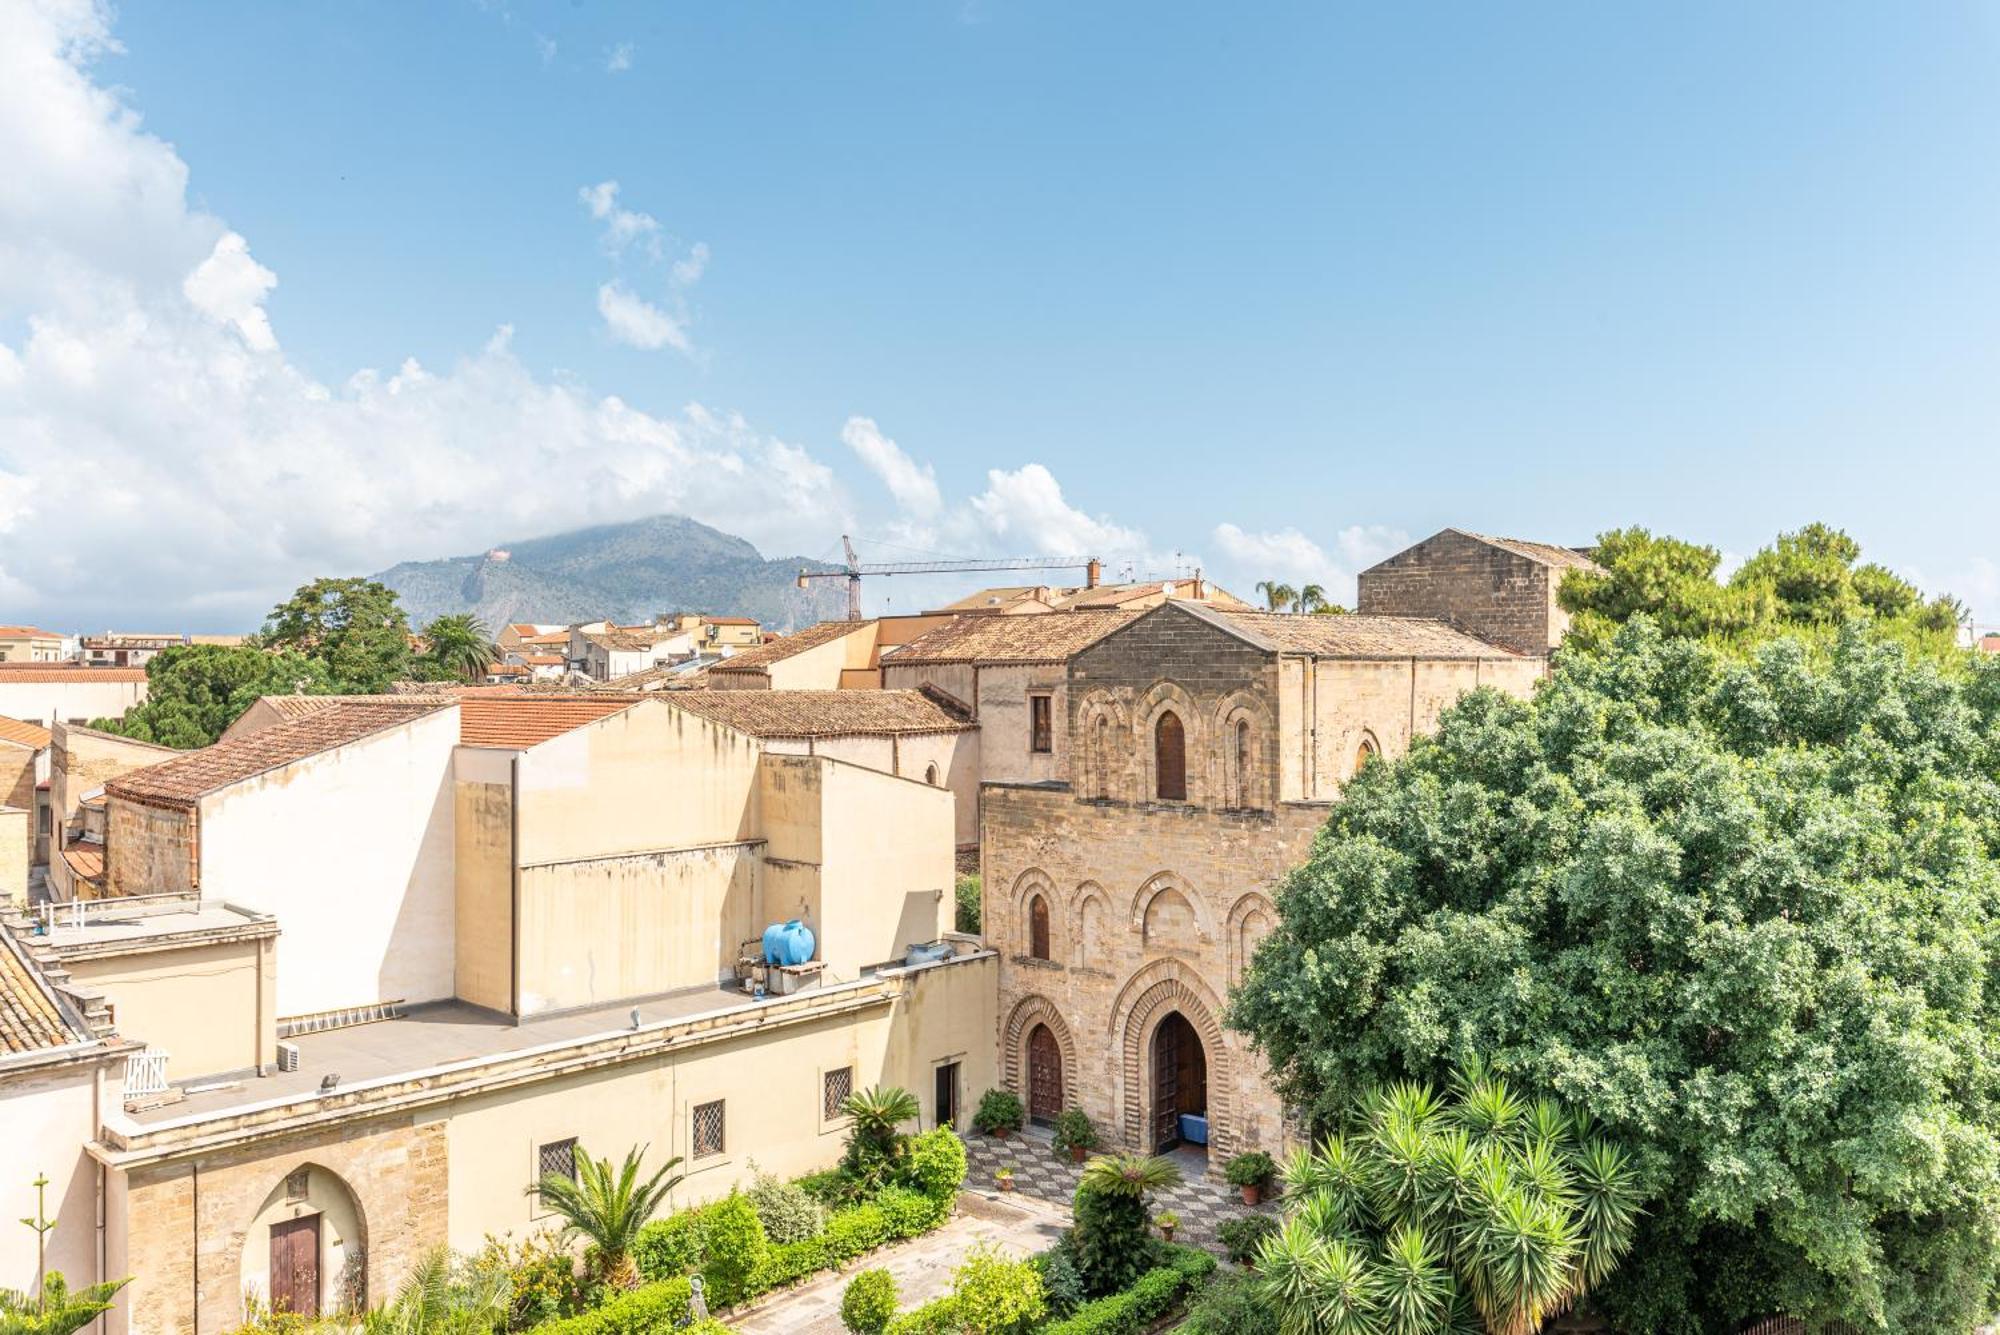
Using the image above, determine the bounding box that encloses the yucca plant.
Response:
[526,1143,682,1290]
[1077,1152,1183,1199]
[361,1246,509,1335]
[1073,1154,1183,1297]
[1255,1067,1641,1335]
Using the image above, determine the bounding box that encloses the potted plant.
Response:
[1218,1214,1278,1271]
[1225,1150,1277,1205]
[972,1089,1025,1139]
[1154,1210,1179,1243]
[995,1167,1015,1193]
[1051,1108,1099,1164]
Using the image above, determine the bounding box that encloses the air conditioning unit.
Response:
[276,1041,301,1073]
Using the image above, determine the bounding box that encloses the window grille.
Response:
[537,1138,577,1184]
[823,1066,854,1121]
[693,1100,726,1158]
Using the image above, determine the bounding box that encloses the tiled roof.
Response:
[107,701,448,806]
[61,843,105,882]
[0,626,63,639]
[709,620,870,673]
[520,654,564,666]
[586,629,672,652]
[883,611,1140,666]
[0,665,146,683]
[1201,606,1521,659]
[663,688,974,738]
[56,723,180,753]
[0,934,88,1055]
[457,696,640,748]
[702,615,759,626]
[0,717,51,750]
[1456,531,1602,571]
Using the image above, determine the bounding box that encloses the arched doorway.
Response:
[241,1163,367,1316]
[1027,1023,1064,1125]
[1150,1011,1208,1152]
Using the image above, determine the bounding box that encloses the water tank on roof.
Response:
[762,919,815,967]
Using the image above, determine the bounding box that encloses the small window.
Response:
[924,763,940,786]
[1354,735,1378,777]
[284,1167,310,1202]
[1028,894,1051,961]
[1154,711,1187,801]
[823,1066,854,1121]
[536,1137,577,1201]
[1030,695,1053,753]
[692,1100,726,1159]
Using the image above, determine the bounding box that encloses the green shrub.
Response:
[752,1235,829,1291]
[840,1268,899,1335]
[875,1184,940,1239]
[900,1127,968,1203]
[698,1192,767,1308]
[1221,1151,1275,1190]
[883,1297,961,1335]
[823,1201,892,1263]
[528,1276,692,1334]
[945,1245,1044,1334]
[795,1168,851,1204]
[1069,1182,1148,1297]
[1214,1214,1277,1267]
[1050,1108,1099,1157]
[470,1229,582,1327]
[746,1165,828,1245]
[1038,1242,1086,1319]
[1033,1250,1213,1335]
[1176,1272,1263,1335]
[970,1089,1023,1136]
[953,872,980,934]
[632,1208,709,1282]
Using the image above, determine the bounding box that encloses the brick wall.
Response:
[105,798,197,898]
[1356,530,1564,654]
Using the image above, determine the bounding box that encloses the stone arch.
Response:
[1128,871,1215,945]
[1137,682,1203,804]
[1074,690,1130,801]
[924,762,940,786]
[1209,690,1275,810]
[1226,892,1278,985]
[1008,868,1064,959]
[1003,993,1079,1109]
[1352,729,1381,777]
[1110,959,1235,1159]
[239,1160,370,1315]
[1070,881,1112,969]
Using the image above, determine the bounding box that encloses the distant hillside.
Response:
[373,515,848,632]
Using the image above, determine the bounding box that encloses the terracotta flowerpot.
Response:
[1240,1184,1262,1206]
[1069,1145,1087,1163]
[998,1177,1014,1192]
[1160,1226,1176,1243]
[993,1127,1009,1139]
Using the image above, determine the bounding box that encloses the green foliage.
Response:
[1070,1156,1182,1297]
[1559,523,1963,656]
[744,1164,827,1245]
[261,575,414,691]
[631,1209,707,1284]
[1256,581,1299,613]
[468,1232,582,1329]
[841,1269,899,1335]
[939,1245,1045,1334]
[1076,1154,1182,1200]
[1217,1215,1278,1267]
[1223,1151,1276,1189]
[1038,1241,1087,1319]
[697,1192,767,1308]
[526,1278,691,1335]
[1050,1108,1099,1156]
[1036,1248,1214,1335]
[1177,1271,1265,1335]
[90,643,333,747]
[360,1246,511,1335]
[0,1273,132,1335]
[899,1127,968,1204]
[528,1144,683,1291]
[971,1089,1024,1136]
[1230,617,2000,1331]
[841,1085,922,1190]
[415,614,499,683]
[954,873,982,934]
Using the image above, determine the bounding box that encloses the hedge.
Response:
[1033,1247,1215,1335]
[529,1278,692,1335]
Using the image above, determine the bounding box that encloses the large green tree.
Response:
[412,613,498,683]
[1230,619,2000,1331]
[90,644,333,748]
[1559,522,1963,656]
[260,576,413,691]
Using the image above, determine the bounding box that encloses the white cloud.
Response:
[605,42,634,73]
[672,241,710,287]
[533,34,557,65]
[1210,521,1408,606]
[577,179,661,257]
[182,231,277,351]
[595,281,689,352]
[842,416,940,518]
[967,464,1145,555]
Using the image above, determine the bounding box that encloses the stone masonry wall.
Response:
[105,799,196,898]
[1357,530,1562,654]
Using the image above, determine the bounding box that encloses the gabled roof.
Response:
[0,717,51,750]
[55,723,180,754]
[1453,530,1600,570]
[709,620,872,674]
[0,665,146,683]
[107,701,449,806]
[0,626,63,639]
[0,934,89,1056]
[457,696,641,748]
[1160,602,1521,660]
[882,611,1140,666]
[662,688,974,739]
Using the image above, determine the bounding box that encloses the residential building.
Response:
[0,716,52,873]
[80,633,185,668]
[496,623,566,656]
[706,617,957,691]
[925,577,1250,617]
[0,664,148,729]
[567,623,696,681]
[0,625,68,663]
[46,723,178,902]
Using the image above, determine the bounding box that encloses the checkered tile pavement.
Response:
[962,1129,1278,1252]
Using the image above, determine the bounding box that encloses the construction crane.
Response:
[798,536,1102,620]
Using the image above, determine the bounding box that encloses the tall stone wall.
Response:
[105,798,197,898]
[1357,530,1563,654]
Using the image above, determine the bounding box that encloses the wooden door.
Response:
[1153,1019,1181,1149]
[1027,1025,1063,1124]
[269,1215,320,1316]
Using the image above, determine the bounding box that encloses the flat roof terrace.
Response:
[24,896,276,958]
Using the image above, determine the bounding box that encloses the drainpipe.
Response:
[509,754,521,1019]
[190,1161,199,1332]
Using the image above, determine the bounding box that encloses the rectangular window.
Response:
[823,1065,854,1121]
[1029,695,1053,753]
[692,1099,726,1159]
[536,1137,577,1203]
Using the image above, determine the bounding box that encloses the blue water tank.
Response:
[762,919,815,967]
[902,941,953,968]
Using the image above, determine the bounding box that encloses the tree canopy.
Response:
[1229,619,2000,1330]
[89,644,333,748]
[1558,522,1963,656]
[411,613,498,683]
[260,576,413,691]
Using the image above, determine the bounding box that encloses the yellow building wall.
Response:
[65,937,272,1081]
[0,808,24,905]
[819,761,953,979]
[452,752,515,1013]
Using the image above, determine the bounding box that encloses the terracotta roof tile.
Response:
[709,620,871,673]
[1202,607,1521,658]
[61,843,105,882]
[663,689,974,738]
[702,616,759,626]
[883,611,1140,666]
[0,935,88,1055]
[457,696,640,748]
[0,626,63,639]
[107,701,448,806]
[1456,531,1602,570]
[0,717,51,750]
[0,665,146,683]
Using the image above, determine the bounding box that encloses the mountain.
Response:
[373,515,849,632]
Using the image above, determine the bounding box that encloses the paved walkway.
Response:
[962,1128,1279,1252]
[730,1190,1068,1335]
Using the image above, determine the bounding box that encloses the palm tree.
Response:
[839,1084,922,1186]
[1077,1152,1183,1199]
[1297,584,1329,614]
[528,1143,683,1290]
[361,1247,509,1335]
[422,614,499,682]
[1255,581,1299,613]
[0,1274,131,1335]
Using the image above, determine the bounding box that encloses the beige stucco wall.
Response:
[451,750,514,1014]
[0,678,147,729]
[197,709,461,1018]
[0,1058,108,1293]
[0,808,25,905]
[65,936,274,1082]
[760,731,979,847]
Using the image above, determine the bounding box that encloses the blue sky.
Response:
[4,1,1999,628]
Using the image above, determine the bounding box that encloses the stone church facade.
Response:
[981,585,1555,1167]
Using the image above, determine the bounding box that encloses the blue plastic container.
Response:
[762,919,816,966]
[1178,1114,1209,1146]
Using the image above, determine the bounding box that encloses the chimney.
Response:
[1085,558,1102,589]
